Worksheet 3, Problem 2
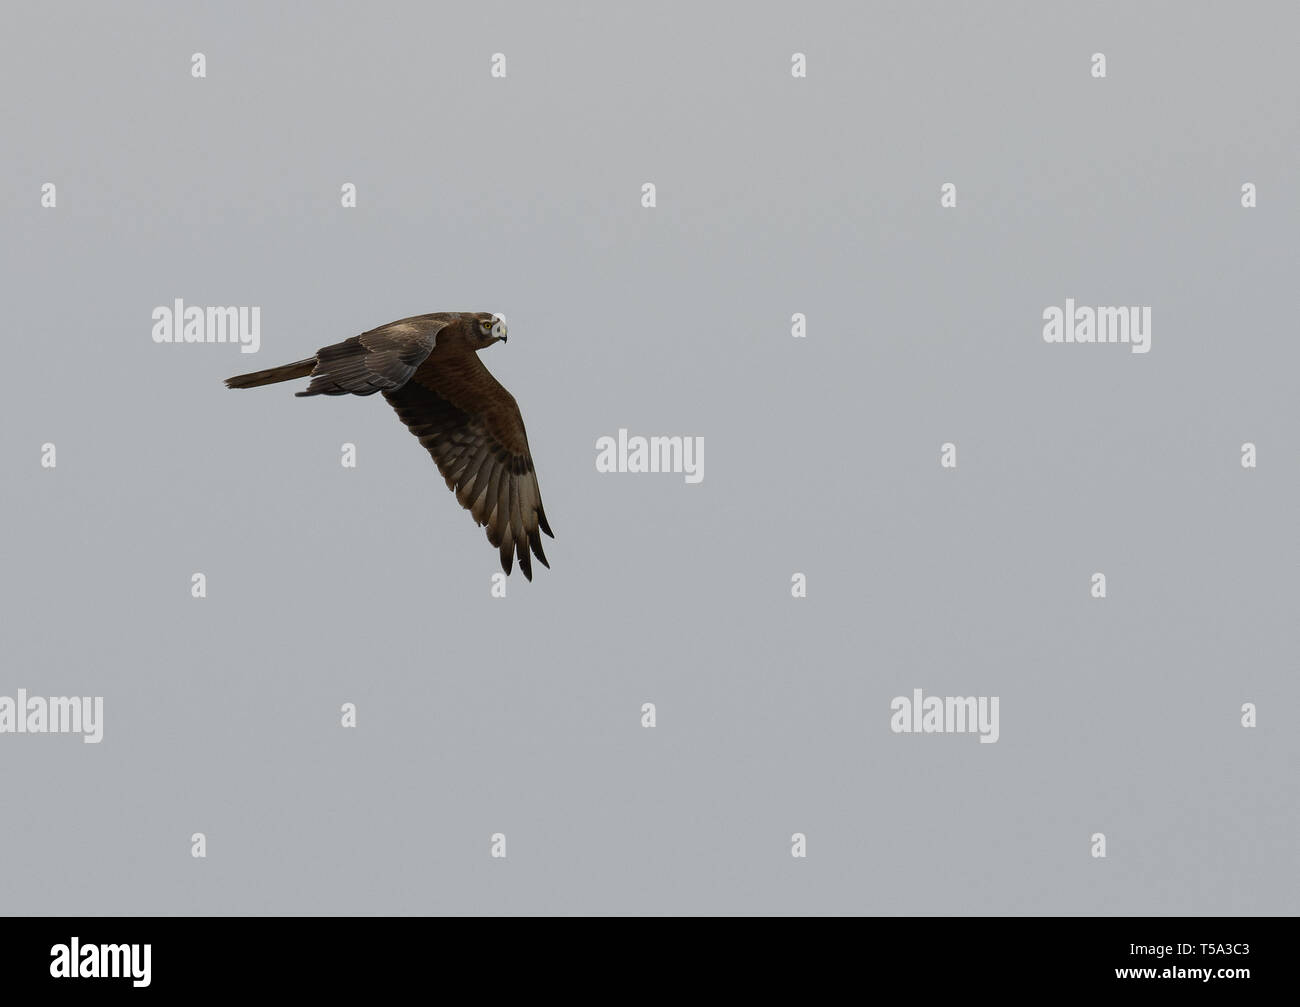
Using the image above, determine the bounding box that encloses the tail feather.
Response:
[225,357,316,389]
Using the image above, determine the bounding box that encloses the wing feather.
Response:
[381,342,553,578]
[296,315,452,397]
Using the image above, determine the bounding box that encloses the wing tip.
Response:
[529,532,550,569]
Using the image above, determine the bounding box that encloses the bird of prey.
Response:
[225,311,553,579]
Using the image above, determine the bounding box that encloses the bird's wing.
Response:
[296,315,453,397]
[383,352,553,579]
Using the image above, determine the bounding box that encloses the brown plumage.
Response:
[226,311,553,580]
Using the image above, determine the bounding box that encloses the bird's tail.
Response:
[224,357,316,389]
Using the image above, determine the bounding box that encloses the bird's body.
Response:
[226,311,553,579]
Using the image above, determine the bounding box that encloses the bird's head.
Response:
[469,312,508,350]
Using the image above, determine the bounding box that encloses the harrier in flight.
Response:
[226,312,553,579]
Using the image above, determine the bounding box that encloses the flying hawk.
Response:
[225,311,553,579]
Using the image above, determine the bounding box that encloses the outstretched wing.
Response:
[296,315,453,397]
[383,354,553,580]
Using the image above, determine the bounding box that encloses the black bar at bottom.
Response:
[0,918,1277,993]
